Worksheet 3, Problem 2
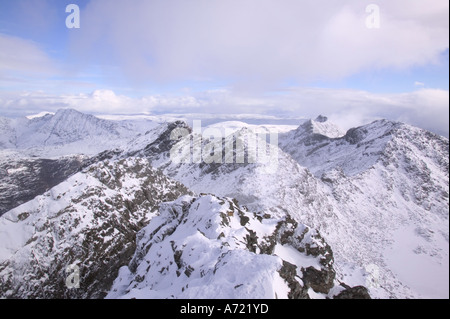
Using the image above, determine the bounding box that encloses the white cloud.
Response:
[0,33,57,77]
[1,0,448,136]
[267,87,449,137]
[69,0,449,90]
[0,89,206,116]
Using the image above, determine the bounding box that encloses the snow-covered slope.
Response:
[205,120,298,135]
[0,117,17,149]
[107,194,369,299]
[275,120,449,298]
[317,123,449,298]
[0,157,191,299]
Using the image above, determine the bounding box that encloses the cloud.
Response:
[0,89,207,116]
[264,87,449,137]
[393,89,450,137]
[0,33,57,76]
[68,0,449,90]
[1,87,448,137]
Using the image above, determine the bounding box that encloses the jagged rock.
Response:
[302,266,335,294]
[278,261,309,299]
[334,286,371,299]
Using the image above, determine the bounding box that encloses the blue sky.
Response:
[310,50,449,94]
[0,0,449,136]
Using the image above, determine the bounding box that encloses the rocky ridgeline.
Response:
[107,194,370,299]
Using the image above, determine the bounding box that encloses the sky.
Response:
[0,0,449,136]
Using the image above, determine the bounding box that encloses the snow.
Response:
[0,215,34,262]
[0,108,158,157]
[6,167,28,174]
[307,288,327,299]
[310,116,346,138]
[385,225,449,299]
[274,244,321,271]
[206,121,298,135]
[26,111,55,120]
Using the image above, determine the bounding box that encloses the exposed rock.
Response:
[278,261,309,299]
[0,155,87,216]
[302,266,335,294]
[334,286,371,299]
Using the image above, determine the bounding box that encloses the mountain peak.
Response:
[314,115,328,123]
[297,116,344,139]
[26,111,55,120]
[53,108,88,118]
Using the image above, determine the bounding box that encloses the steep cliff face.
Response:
[0,152,88,216]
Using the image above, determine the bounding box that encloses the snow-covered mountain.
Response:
[0,108,157,157]
[0,108,159,216]
[0,156,368,299]
[0,157,191,298]
[310,121,449,298]
[0,109,448,299]
[0,117,18,149]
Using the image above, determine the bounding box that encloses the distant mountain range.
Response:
[0,109,448,299]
